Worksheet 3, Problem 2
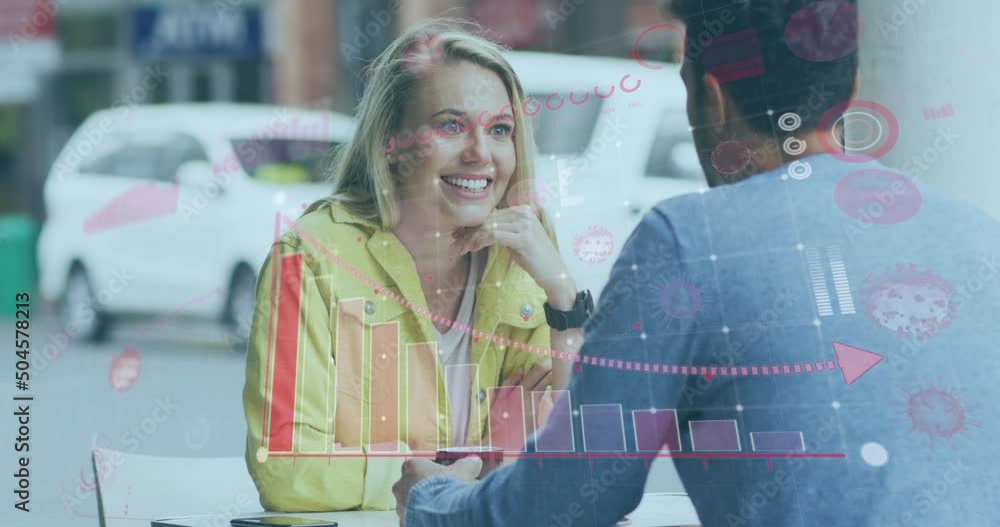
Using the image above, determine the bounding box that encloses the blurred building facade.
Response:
[2,0,672,221]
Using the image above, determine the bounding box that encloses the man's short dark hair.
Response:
[665,0,859,135]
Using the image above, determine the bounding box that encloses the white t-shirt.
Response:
[432,248,486,447]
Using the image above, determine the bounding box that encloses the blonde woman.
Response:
[243,20,589,512]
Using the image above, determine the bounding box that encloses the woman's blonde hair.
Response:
[307,18,558,248]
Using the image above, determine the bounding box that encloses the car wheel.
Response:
[62,266,112,343]
[224,265,257,346]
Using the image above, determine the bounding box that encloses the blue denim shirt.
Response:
[406,153,1000,526]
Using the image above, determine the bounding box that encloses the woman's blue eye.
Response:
[491,123,513,137]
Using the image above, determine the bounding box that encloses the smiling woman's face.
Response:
[392,60,516,230]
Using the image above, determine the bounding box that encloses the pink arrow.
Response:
[833,341,884,385]
[84,183,179,235]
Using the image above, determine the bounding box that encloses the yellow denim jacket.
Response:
[243,203,550,512]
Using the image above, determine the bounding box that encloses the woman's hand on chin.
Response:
[449,205,575,305]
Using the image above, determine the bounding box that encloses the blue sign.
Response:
[130,6,262,62]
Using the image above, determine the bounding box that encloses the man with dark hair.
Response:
[394,1,1000,525]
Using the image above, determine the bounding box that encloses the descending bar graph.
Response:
[333,298,364,451]
[533,390,575,452]
[750,431,805,452]
[447,364,481,448]
[257,215,849,473]
[264,253,304,453]
[369,322,400,452]
[488,386,527,452]
[632,409,681,452]
[689,420,742,452]
[581,404,627,452]
[407,342,440,453]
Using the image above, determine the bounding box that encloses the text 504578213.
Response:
[13,292,33,512]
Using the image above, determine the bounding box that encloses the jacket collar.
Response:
[329,204,546,345]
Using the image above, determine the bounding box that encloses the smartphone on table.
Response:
[230,516,338,527]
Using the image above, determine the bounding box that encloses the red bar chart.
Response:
[488,386,527,452]
[264,253,304,453]
[333,298,364,451]
[447,364,481,448]
[407,342,440,453]
[369,322,400,452]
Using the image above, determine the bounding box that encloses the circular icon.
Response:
[818,100,899,162]
[109,347,142,392]
[573,226,615,264]
[783,137,807,156]
[860,442,888,467]
[778,112,802,132]
[711,140,752,175]
[657,280,703,319]
[834,169,922,224]
[784,1,861,62]
[787,161,813,180]
[861,263,955,342]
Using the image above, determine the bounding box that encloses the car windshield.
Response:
[230,138,338,184]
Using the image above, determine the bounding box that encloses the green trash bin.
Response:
[0,214,38,319]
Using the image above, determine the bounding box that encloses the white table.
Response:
[151,492,700,527]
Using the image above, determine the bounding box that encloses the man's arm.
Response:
[402,208,699,526]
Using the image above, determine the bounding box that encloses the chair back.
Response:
[92,447,263,527]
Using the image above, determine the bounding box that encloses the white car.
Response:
[38,103,356,341]
[506,51,706,299]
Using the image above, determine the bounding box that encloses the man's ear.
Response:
[702,72,728,138]
[850,70,862,100]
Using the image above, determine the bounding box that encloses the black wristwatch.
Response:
[543,290,594,330]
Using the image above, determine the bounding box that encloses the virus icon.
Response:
[711,140,752,175]
[657,279,703,318]
[573,225,615,264]
[898,384,978,449]
[109,347,143,392]
[861,263,956,342]
[648,272,712,330]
